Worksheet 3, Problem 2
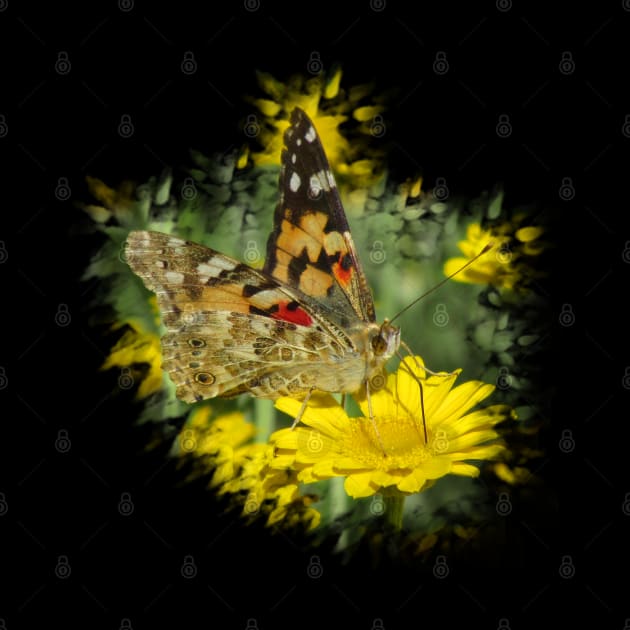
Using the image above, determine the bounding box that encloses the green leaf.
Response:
[518,334,540,346]
[188,168,208,182]
[487,189,504,219]
[513,405,535,421]
[154,170,172,205]
[402,207,425,221]
[429,202,448,215]
[473,320,496,349]
[189,149,214,173]
[497,312,510,331]
[491,331,514,352]
[487,291,503,307]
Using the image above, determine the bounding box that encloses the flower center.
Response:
[343,415,439,469]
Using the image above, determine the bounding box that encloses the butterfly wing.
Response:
[263,107,376,324]
[125,231,358,403]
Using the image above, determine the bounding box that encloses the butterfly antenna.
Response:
[396,351,428,444]
[389,242,494,325]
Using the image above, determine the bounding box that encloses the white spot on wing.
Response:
[197,263,215,276]
[305,126,316,143]
[165,271,185,284]
[195,259,236,283]
[309,174,323,196]
[309,170,333,196]
[132,234,150,248]
[326,169,336,189]
[291,153,297,164]
[205,258,236,272]
[289,172,301,192]
[296,138,302,146]
[252,288,287,309]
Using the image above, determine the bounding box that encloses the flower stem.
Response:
[384,493,405,531]
[254,398,275,443]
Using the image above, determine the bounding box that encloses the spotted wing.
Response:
[125,230,353,403]
[263,107,376,324]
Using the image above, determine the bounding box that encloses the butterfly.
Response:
[126,107,425,444]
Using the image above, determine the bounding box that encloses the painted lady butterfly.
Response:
[126,108,422,439]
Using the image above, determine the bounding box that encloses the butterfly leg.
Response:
[419,365,456,377]
[365,380,388,457]
[400,340,457,377]
[290,387,315,429]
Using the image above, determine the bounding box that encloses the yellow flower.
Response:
[444,221,545,290]
[178,406,320,529]
[102,312,163,399]
[270,357,512,499]
[81,176,137,225]
[492,461,534,485]
[247,68,385,188]
[178,406,256,486]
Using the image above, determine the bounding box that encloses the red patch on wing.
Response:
[272,301,313,326]
[333,253,353,287]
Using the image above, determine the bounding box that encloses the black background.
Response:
[3,1,628,628]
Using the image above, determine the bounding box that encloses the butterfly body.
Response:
[126,108,402,406]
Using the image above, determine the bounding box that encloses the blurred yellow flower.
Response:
[179,406,256,485]
[493,461,533,485]
[178,406,320,530]
[444,221,545,290]
[102,314,163,399]
[270,357,511,500]
[247,68,385,188]
[81,176,137,225]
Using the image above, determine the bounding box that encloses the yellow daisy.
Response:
[444,221,545,290]
[177,406,320,530]
[270,357,512,500]
[102,314,163,399]
[178,406,256,487]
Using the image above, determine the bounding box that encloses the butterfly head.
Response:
[371,319,401,361]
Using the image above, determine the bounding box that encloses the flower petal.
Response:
[274,397,305,419]
[394,359,422,414]
[423,374,459,421]
[297,468,320,484]
[419,457,452,479]
[275,393,347,433]
[271,428,298,449]
[436,381,495,426]
[358,370,398,419]
[293,435,338,464]
[330,456,369,471]
[515,226,543,242]
[311,459,340,478]
[344,472,379,498]
[299,414,346,439]
[371,470,404,487]
[451,444,505,461]
[451,406,509,433]
[447,429,499,452]
[268,454,296,469]
[451,462,481,477]
[397,469,427,493]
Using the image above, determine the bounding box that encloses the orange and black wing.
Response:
[263,107,376,324]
